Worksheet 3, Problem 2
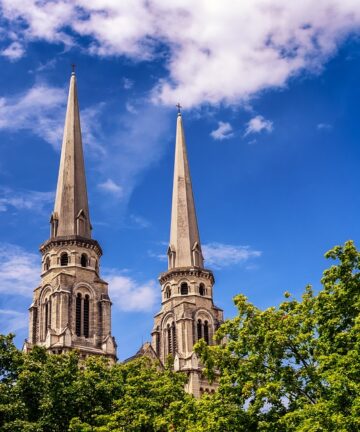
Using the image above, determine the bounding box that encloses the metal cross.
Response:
[71,63,76,73]
[176,102,182,114]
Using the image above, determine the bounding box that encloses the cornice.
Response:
[40,236,103,256]
[159,267,215,285]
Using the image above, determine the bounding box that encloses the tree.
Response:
[196,241,360,431]
[0,340,189,432]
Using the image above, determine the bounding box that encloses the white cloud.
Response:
[244,115,273,136]
[0,244,40,296]
[0,84,65,147]
[99,105,171,205]
[1,1,360,107]
[202,242,262,269]
[1,41,25,60]
[105,271,159,312]
[0,83,106,153]
[0,187,54,213]
[98,178,123,198]
[0,309,28,334]
[210,121,234,140]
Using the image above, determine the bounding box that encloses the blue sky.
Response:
[1,1,360,359]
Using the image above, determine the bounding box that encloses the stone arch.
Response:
[39,285,53,303]
[73,283,95,339]
[80,252,89,267]
[194,309,215,345]
[178,278,190,295]
[161,312,176,356]
[57,248,71,266]
[43,254,51,271]
[164,285,171,299]
[73,281,96,298]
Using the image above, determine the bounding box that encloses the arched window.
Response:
[83,295,89,338]
[76,293,82,336]
[60,252,69,266]
[165,286,171,299]
[80,253,88,268]
[44,256,50,271]
[156,332,160,356]
[167,324,172,356]
[95,260,99,273]
[197,319,202,341]
[199,283,205,296]
[204,320,209,344]
[45,300,49,330]
[180,282,188,295]
[171,322,176,355]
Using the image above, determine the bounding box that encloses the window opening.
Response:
[81,254,88,267]
[60,252,69,266]
[76,293,82,336]
[197,319,202,340]
[172,322,176,355]
[167,324,172,355]
[84,295,89,338]
[180,282,188,295]
[204,320,209,344]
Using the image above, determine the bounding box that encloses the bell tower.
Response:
[151,109,223,397]
[24,70,117,361]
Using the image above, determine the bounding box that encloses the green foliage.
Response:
[195,240,360,431]
[1,241,359,431]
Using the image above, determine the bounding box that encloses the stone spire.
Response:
[51,70,91,239]
[168,111,204,269]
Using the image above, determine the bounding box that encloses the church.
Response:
[24,70,223,397]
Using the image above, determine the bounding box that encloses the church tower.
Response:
[151,109,223,397]
[24,71,117,361]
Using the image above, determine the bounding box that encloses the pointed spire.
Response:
[168,110,204,269]
[51,70,91,239]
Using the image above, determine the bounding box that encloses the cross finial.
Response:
[71,63,76,74]
[176,102,182,114]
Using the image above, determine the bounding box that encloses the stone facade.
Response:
[25,237,116,361]
[151,267,223,397]
[24,72,222,396]
[24,71,116,361]
[150,112,223,397]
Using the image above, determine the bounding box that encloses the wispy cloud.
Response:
[317,122,333,131]
[0,309,28,334]
[99,105,171,206]
[129,214,151,229]
[149,241,262,269]
[98,178,123,198]
[202,242,262,269]
[1,41,24,61]
[0,243,40,296]
[2,1,360,107]
[0,84,65,148]
[0,187,54,213]
[244,115,273,137]
[0,83,106,153]
[105,270,159,312]
[122,77,134,90]
[210,121,234,141]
